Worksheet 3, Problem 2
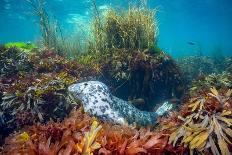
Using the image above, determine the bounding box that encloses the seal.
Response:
[68,81,172,126]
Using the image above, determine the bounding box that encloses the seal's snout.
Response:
[68,84,75,93]
[68,83,81,95]
[68,82,89,95]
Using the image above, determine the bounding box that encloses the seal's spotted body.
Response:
[68,81,172,126]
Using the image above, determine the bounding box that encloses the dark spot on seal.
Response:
[102,98,107,102]
[89,109,93,114]
[100,106,106,113]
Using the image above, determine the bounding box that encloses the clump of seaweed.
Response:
[0,47,97,142]
[0,47,34,77]
[225,57,232,74]
[89,0,158,53]
[168,87,232,155]
[2,107,184,154]
[76,120,102,154]
[1,72,76,124]
[190,72,232,96]
[27,0,82,57]
[4,42,37,51]
[177,56,217,83]
[103,7,157,50]
[27,0,64,54]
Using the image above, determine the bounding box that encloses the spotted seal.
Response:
[68,81,172,126]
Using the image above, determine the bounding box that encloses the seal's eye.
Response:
[84,83,88,86]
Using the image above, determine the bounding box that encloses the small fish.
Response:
[187,42,196,45]
[129,98,145,106]
[169,98,181,104]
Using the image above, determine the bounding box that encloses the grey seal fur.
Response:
[68,81,172,126]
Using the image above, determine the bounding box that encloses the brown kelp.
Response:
[98,49,184,111]
[189,72,232,96]
[168,87,232,155]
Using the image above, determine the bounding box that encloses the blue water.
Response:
[0,0,232,57]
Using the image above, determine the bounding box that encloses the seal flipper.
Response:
[155,101,173,116]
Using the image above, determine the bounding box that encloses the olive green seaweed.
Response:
[27,0,81,57]
[89,0,158,54]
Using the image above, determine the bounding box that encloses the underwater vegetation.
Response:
[177,55,232,85]
[177,56,217,84]
[2,86,232,155]
[27,0,82,57]
[0,0,232,154]
[1,45,231,154]
[0,47,97,144]
[189,72,232,96]
[95,49,184,111]
[1,108,176,155]
[167,87,232,155]
[0,46,33,77]
[87,2,159,55]
[77,5,184,110]
[4,42,37,51]
[91,7,158,51]
[27,0,63,54]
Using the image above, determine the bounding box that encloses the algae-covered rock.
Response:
[99,49,184,111]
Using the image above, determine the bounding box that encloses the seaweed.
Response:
[190,72,232,96]
[1,108,181,155]
[89,2,158,54]
[27,0,82,57]
[177,56,217,84]
[27,0,63,53]
[2,84,231,154]
[0,47,34,77]
[168,87,232,155]
[0,47,97,143]
[76,120,102,154]
[4,42,37,51]
[94,50,184,111]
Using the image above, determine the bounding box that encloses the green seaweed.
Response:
[4,42,37,51]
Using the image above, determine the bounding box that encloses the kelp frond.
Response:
[76,120,102,154]
[169,87,232,155]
